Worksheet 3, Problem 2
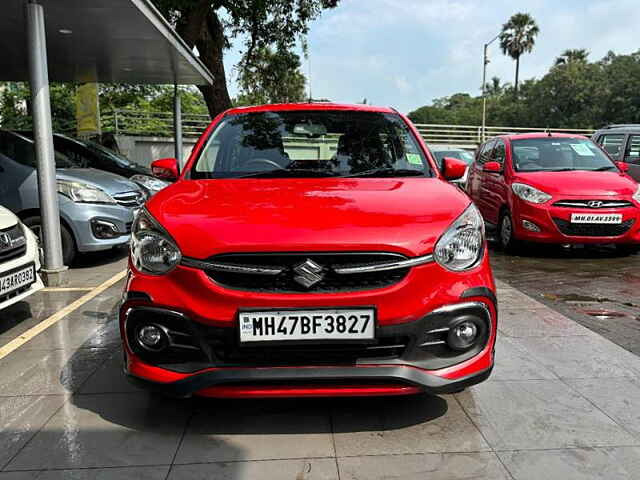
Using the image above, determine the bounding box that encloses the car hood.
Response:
[0,205,19,230]
[514,170,638,197]
[147,178,470,259]
[56,168,141,195]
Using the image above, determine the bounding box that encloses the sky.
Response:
[223,0,640,114]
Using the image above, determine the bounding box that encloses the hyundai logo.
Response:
[293,259,324,288]
[587,200,604,208]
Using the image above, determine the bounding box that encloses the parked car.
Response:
[0,205,43,311]
[0,130,146,265]
[120,103,497,399]
[430,146,474,187]
[466,133,640,253]
[17,131,170,196]
[592,124,640,182]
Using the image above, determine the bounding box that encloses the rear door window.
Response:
[597,134,626,158]
[624,135,640,164]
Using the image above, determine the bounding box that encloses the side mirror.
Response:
[483,161,502,173]
[151,158,179,181]
[616,161,630,172]
[442,157,467,181]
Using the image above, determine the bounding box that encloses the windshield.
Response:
[191,110,433,179]
[432,149,474,168]
[512,137,616,172]
[81,140,133,168]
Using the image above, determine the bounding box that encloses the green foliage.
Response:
[151,0,339,116]
[408,49,640,129]
[499,12,539,94]
[234,46,307,105]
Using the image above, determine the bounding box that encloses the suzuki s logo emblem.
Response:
[0,233,10,250]
[293,259,324,288]
[588,200,603,208]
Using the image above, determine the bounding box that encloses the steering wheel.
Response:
[243,158,285,171]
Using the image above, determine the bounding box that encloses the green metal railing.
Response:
[102,109,597,146]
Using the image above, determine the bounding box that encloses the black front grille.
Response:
[553,217,635,237]
[125,222,133,233]
[202,252,410,293]
[205,329,409,366]
[553,199,634,209]
[125,308,408,368]
[0,224,26,263]
[113,191,144,208]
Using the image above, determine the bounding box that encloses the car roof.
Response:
[223,102,397,116]
[594,124,640,133]
[495,132,589,141]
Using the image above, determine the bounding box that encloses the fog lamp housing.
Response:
[91,219,121,239]
[446,317,484,351]
[522,219,541,232]
[136,324,168,351]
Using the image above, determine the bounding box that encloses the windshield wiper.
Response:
[342,168,426,178]
[592,166,617,171]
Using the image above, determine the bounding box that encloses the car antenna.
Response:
[545,127,552,137]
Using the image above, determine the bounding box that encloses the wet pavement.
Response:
[0,248,639,478]
[489,243,640,356]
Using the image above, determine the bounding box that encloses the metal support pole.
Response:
[26,0,67,286]
[173,84,183,168]
[481,33,500,145]
[481,43,488,144]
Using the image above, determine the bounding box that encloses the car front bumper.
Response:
[120,255,497,398]
[513,197,640,244]
[61,198,136,252]
[0,224,43,311]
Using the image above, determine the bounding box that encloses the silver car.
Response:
[0,131,145,265]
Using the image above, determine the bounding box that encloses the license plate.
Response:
[0,263,35,297]
[570,213,623,224]
[239,308,375,343]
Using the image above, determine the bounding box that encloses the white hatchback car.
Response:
[0,205,43,311]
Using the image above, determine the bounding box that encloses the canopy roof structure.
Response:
[0,0,212,285]
[1,0,213,85]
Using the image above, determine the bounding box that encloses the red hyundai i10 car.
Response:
[120,103,496,398]
[467,133,640,253]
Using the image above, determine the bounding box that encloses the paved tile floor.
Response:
[1,254,640,478]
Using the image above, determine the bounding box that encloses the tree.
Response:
[152,0,339,117]
[234,45,306,105]
[484,77,508,97]
[499,12,539,96]
[555,48,589,66]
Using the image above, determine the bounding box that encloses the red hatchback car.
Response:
[120,103,496,398]
[467,133,640,252]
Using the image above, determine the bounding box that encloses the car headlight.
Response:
[57,180,115,204]
[130,174,171,196]
[511,182,552,204]
[130,208,181,275]
[633,185,640,204]
[434,203,485,272]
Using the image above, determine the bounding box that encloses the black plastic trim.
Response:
[125,363,493,398]
[461,287,497,306]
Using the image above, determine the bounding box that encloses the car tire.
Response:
[498,211,520,253]
[616,244,640,256]
[23,216,77,266]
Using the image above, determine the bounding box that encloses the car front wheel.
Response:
[22,216,77,266]
[499,211,520,253]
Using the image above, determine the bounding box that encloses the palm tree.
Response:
[555,48,589,66]
[499,13,539,96]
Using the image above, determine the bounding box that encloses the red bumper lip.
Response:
[124,357,495,398]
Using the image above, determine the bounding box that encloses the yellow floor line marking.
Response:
[0,269,127,361]
[41,287,95,292]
